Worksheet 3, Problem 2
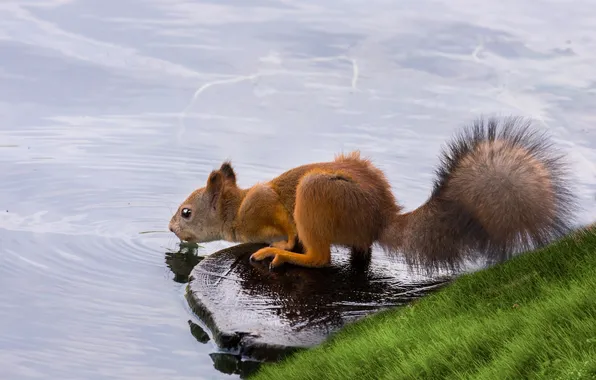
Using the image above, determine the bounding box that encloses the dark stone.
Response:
[185,242,452,363]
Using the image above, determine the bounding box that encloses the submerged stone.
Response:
[186,242,451,362]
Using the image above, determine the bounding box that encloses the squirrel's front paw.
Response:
[250,247,276,262]
[250,248,286,270]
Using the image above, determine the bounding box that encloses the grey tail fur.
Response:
[379,116,578,273]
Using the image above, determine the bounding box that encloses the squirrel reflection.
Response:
[164,241,204,283]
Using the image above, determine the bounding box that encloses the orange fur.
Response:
[169,117,577,272]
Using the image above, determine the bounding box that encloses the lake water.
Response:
[1,0,595,379]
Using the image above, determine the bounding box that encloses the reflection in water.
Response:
[165,241,264,378]
[164,241,205,284]
[188,320,210,344]
[163,242,210,345]
[210,353,263,380]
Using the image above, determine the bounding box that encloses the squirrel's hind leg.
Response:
[349,245,372,270]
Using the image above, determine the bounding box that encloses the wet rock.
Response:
[186,243,452,362]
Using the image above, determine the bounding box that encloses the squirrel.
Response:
[168,116,577,272]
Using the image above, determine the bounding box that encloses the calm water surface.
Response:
[1,0,595,379]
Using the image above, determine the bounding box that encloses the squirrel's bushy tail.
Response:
[379,116,578,272]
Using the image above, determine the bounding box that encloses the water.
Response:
[0,0,595,379]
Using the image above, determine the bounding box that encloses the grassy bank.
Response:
[251,225,596,380]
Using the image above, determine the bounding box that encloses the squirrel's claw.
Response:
[250,247,276,262]
[269,254,287,270]
[250,247,287,270]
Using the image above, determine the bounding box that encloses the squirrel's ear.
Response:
[219,161,236,185]
[206,170,224,209]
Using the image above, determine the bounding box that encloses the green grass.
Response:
[251,227,596,380]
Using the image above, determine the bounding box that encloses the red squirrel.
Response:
[169,116,576,272]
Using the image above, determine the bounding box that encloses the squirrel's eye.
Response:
[181,208,192,219]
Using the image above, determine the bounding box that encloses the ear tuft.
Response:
[207,170,223,191]
[206,170,224,209]
[219,160,236,184]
